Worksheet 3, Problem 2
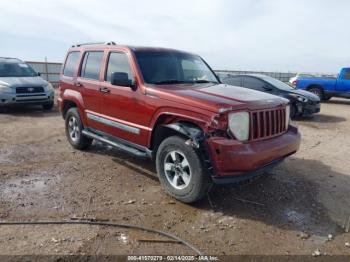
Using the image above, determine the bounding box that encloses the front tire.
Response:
[65,108,93,150]
[156,136,212,203]
[290,104,299,119]
[42,102,54,110]
[308,87,323,100]
[323,95,332,102]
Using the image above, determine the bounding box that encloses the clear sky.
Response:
[0,0,348,73]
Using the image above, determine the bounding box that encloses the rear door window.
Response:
[80,51,104,80]
[242,77,266,91]
[342,69,350,80]
[63,52,80,77]
[223,76,242,86]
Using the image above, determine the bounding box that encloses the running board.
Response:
[82,130,149,157]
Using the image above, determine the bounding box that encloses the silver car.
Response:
[0,57,55,110]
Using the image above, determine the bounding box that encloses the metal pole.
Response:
[44,56,49,81]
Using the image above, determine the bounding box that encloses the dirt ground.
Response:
[0,98,350,257]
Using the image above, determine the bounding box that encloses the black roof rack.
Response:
[0,57,21,60]
[71,41,116,48]
[0,57,22,62]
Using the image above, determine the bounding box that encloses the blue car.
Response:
[295,68,350,101]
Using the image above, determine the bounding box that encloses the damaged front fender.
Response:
[163,122,205,148]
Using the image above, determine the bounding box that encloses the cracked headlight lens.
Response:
[228,111,250,141]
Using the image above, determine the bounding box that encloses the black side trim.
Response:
[325,91,350,98]
[83,128,152,158]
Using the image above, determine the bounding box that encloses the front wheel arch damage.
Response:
[151,122,214,176]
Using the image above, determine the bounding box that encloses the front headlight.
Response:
[228,111,250,141]
[0,85,12,93]
[290,93,308,102]
[44,83,54,92]
[297,96,308,102]
[285,105,290,129]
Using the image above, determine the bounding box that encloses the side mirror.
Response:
[111,72,134,88]
[37,72,41,76]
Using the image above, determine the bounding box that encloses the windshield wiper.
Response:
[193,80,218,84]
[153,80,189,85]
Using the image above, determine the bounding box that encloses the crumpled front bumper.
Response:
[301,102,320,116]
[206,125,301,183]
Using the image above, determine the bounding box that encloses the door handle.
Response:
[74,82,83,87]
[99,87,110,93]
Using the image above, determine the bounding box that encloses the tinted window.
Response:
[343,69,350,80]
[243,77,266,91]
[222,76,242,86]
[259,75,293,91]
[63,52,80,77]
[81,51,104,80]
[106,52,133,82]
[0,61,37,77]
[134,51,218,85]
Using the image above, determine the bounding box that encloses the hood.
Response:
[0,76,48,88]
[288,89,320,101]
[148,83,288,113]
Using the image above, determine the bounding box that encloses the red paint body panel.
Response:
[59,43,301,179]
[207,125,300,177]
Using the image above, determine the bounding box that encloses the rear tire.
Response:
[65,108,92,150]
[156,136,212,203]
[308,87,324,100]
[323,95,332,102]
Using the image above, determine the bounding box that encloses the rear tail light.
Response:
[292,80,298,86]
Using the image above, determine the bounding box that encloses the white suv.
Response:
[0,57,55,110]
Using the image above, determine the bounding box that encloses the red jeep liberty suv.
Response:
[58,42,300,203]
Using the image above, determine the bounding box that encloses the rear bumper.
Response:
[207,125,300,182]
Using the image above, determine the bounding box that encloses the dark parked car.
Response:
[221,74,320,118]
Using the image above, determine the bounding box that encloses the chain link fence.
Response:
[26,61,61,88]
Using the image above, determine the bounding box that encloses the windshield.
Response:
[260,75,294,91]
[134,51,219,85]
[0,61,37,77]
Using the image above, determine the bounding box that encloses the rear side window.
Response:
[243,77,266,91]
[342,69,350,80]
[105,52,133,82]
[63,52,80,77]
[223,76,242,86]
[80,51,104,80]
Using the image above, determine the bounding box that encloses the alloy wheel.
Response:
[68,116,80,142]
[164,150,192,190]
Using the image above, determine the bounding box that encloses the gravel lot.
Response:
[0,98,350,257]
